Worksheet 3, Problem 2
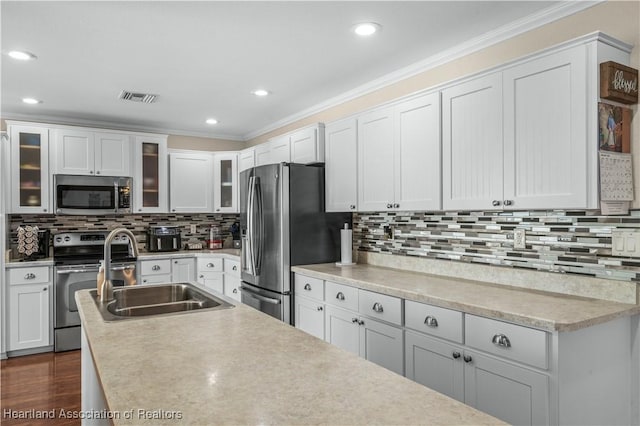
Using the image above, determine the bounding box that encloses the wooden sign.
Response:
[600,61,638,104]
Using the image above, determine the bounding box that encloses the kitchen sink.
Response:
[91,282,234,321]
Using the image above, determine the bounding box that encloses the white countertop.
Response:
[76,290,503,425]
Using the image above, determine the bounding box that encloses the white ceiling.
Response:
[2,1,588,142]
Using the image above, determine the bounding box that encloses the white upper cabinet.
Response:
[269,136,291,164]
[239,147,255,172]
[133,135,168,214]
[213,153,239,213]
[255,143,271,166]
[290,125,324,164]
[359,93,441,212]
[8,123,51,214]
[325,118,358,212]
[502,45,588,210]
[442,73,503,211]
[168,151,213,213]
[52,128,131,176]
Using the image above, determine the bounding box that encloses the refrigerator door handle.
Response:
[244,176,256,276]
[240,285,281,305]
[254,177,264,273]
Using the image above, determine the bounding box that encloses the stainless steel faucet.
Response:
[100,228,139,303]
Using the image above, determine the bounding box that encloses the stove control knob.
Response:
[64,236,71,242]
[55,237,62,243]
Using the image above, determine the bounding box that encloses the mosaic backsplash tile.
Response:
[354,210,640,283]
[9,213,240,254]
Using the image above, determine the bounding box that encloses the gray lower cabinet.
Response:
[325,305,403,375]
[405,330,549,426]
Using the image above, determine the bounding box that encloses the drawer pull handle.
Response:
[207,263,215,268]
[352,318,359,323]
[463,355,473,363]
[492,334,511,348]
[452,351,461,359]
[24,273,36,280]
[424,316,438,328]
[303,283,312,291]
[317,306,323,311]
[492,200,501,207]
[152,265,160,271]
[358,319,365,326]
[232,266,237,271]
[372,302,384,313]
[336,292,345,301]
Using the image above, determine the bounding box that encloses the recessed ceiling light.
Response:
[22,98,42,105]
[8,50,37,61]
[252,89,270,97]
[205,118,218,125]
[353,22,381,36]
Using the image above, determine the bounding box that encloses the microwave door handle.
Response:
[114,181,119,213]
[157,238,162,251]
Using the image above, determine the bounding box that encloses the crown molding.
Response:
[243,0,603,141]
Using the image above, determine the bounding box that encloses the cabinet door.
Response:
[198,272,224,295]
[464,350,549,426]
[394,93,441,211]
[214,153,238,213]
[442,74,503,210]
[223,275,242,302]
[405,331,464,402]
[295,296,325,340]
[53,128,95,175]
[503,46,588,210]
[360,316,404,375]
[239,148,255,172]
[94,132,131,176]
[290,127,323,164]
[270,136,291,164]
[133,136,168,213]
[325,118,358,212]
[169,152,213,213]
[9,283,51,351]
[10,125,50,213]
[255,143,271,166]
[358,107,395,212]
[324,305,360,356]
[172,258,195,282]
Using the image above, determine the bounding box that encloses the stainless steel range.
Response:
[53,231,137,351]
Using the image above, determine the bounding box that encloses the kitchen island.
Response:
[76,290,503,425]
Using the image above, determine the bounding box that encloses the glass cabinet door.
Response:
[133,135,168,213]
[214,153,238,213]
[10,125,50,213]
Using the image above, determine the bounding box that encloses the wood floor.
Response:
[1,350,81,426]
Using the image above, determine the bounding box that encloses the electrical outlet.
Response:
[190,224,197,233]
[513,229,526,249]
[383,225,394,240]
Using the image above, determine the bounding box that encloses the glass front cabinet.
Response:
[9,124,50,213]
[214,153,238,213]
[133,135,168,213]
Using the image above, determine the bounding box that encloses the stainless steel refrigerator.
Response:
[240,163,350,324]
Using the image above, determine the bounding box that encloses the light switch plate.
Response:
[611,230,640,258]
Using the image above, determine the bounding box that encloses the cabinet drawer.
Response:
[9,266,50,285]
[197,257,223,273]
[465,314,548,369]
[358,289,402,326]
[405,300,463,344]
[294,274,324,301]
[140,259,171,276]
[324,281,358,311]
[224,258,240,277]
[140,274,171,285]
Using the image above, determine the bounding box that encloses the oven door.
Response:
[55,262,137,328]
[54,174,119,215]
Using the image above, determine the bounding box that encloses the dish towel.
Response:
[17,225,40,257]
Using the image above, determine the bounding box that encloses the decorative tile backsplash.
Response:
[8,213,241,253]
[354,210,640,282]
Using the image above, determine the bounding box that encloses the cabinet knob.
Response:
[138,209,142,212]
[89,170,94,174]
[96,171,101,175]
[143,279,148,283]
[172,209,176,212]
[233,288,238,294]
[463,355,473,363]
[503,200,513,206]
[43,208,47,212]
[492,200,501,207]
[452,351,461,359]
[216,209,220,212]
[317,306,323,311]
[43,287,48,291]
[372,302,384,313]
[303,283,312,291]
[207,263,215,268]
[336,292,345,301]
[350,205,356,210]
[24,273,36,280]
[232,266,237,271]
[199,275,204,279]
[492,333,512,348]
[386,203,393,209]
[394,203,399,208]
[424,315,438,328]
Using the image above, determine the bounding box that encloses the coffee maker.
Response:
[146,226,181,252]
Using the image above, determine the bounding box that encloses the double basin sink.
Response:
[91,282,234,321]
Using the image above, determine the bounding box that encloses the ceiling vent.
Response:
[118,90,158,104]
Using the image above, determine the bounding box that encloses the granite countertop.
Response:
[76,290,503,426]
[291,263,640,332]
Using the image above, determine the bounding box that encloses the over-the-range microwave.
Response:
[54,174,132,215]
